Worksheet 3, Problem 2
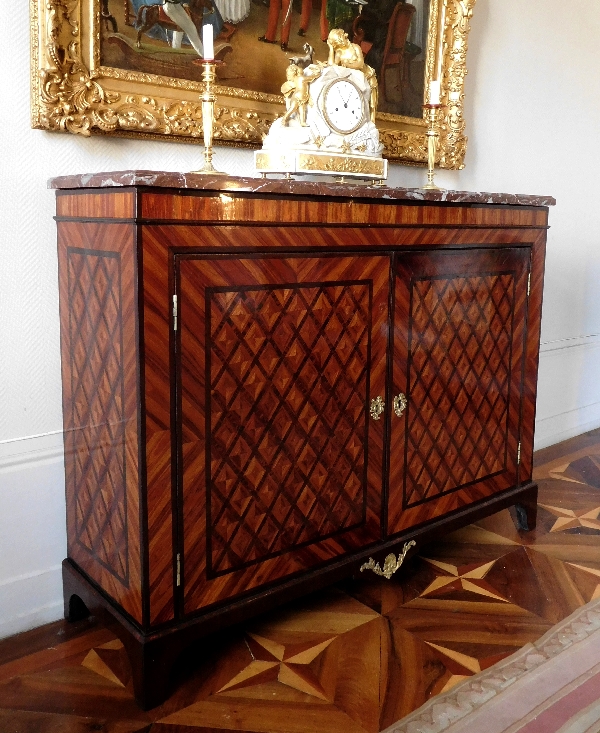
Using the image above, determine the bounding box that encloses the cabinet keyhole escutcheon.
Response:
[393,393,407,417]
[370,396,385,421]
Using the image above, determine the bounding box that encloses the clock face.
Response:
[322,79,366,135]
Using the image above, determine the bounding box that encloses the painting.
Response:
[30,0,476,167]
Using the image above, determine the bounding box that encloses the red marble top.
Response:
[48,171,556,207]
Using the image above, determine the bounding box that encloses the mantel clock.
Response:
[255,29,388,181]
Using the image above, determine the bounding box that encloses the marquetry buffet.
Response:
[50,171,554,709]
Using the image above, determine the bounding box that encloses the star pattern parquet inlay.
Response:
[3,429,600,732]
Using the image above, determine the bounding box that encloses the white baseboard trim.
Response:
[0,602,64,641]
[0,566,64,641]
[535,401,600,450]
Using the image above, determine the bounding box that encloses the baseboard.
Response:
[0,437,67,640]
[535,334,600,450]
[535,404,600,450]
[0,566,64,640]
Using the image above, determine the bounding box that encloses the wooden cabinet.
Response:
[52,172,553,709]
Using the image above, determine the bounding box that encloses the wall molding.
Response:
[0,430,64,473]
[536,331,600,449]
[540,332,600,355]
[0,564,63,589]
[535,401,600,450]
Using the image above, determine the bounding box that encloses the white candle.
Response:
[429,80,441,105]
[203,24,214,60]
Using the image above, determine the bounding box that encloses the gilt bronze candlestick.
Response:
[422,103,443,190]
[192,60,227,175]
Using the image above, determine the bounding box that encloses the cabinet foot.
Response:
[513,485,538,532]
[123,637,177,710]
[62,560,187,710]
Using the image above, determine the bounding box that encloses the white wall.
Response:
[1,0,598,639]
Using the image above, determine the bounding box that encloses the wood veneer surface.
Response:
[388,247,529,534]
[178,254,388,614]
[3,429,599,733]
[57,221,144,625]
[54,190,551,230]
[138,194,548,228]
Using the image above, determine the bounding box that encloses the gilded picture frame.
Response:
[30,0,475,168]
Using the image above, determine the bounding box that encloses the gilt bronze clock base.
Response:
[255,149,388,181]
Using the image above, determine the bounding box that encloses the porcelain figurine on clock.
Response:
[255,29,388,181]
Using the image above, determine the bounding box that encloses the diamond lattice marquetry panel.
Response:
[405,274,515,507]
[68,250,128,583]
[208,283,371,575]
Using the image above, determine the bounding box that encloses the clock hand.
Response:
[337,88,350,107]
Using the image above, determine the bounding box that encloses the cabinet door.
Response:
[178,254,389,615]
[388,248,530,535]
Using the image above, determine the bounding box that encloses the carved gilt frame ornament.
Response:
[30,0,476,168]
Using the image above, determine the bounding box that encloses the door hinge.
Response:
[172,294,178,332]
[517,442,521,464]
[527,273,531,297]
[176,553,181,587]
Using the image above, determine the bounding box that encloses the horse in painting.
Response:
[135,0,215,49]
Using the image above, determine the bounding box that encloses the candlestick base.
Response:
[191,164,229,176]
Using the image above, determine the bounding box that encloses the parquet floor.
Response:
[2,429,600,732]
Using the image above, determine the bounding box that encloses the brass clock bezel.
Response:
[320,78,367,136]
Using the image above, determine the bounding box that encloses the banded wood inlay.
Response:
[404,272,515,507]
[520,231,547,484]
[67,249,128,583]
[141,232,176,626]
[207,281,371,576]
[57,191,136,220]
[140,193,548,229]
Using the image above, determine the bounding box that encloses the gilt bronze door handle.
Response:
[393,393,407,417]
[370,396,385,421]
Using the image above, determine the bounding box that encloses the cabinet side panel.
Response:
[520,229,548,481]
[57,221,143,624]
[141,231,176,625]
